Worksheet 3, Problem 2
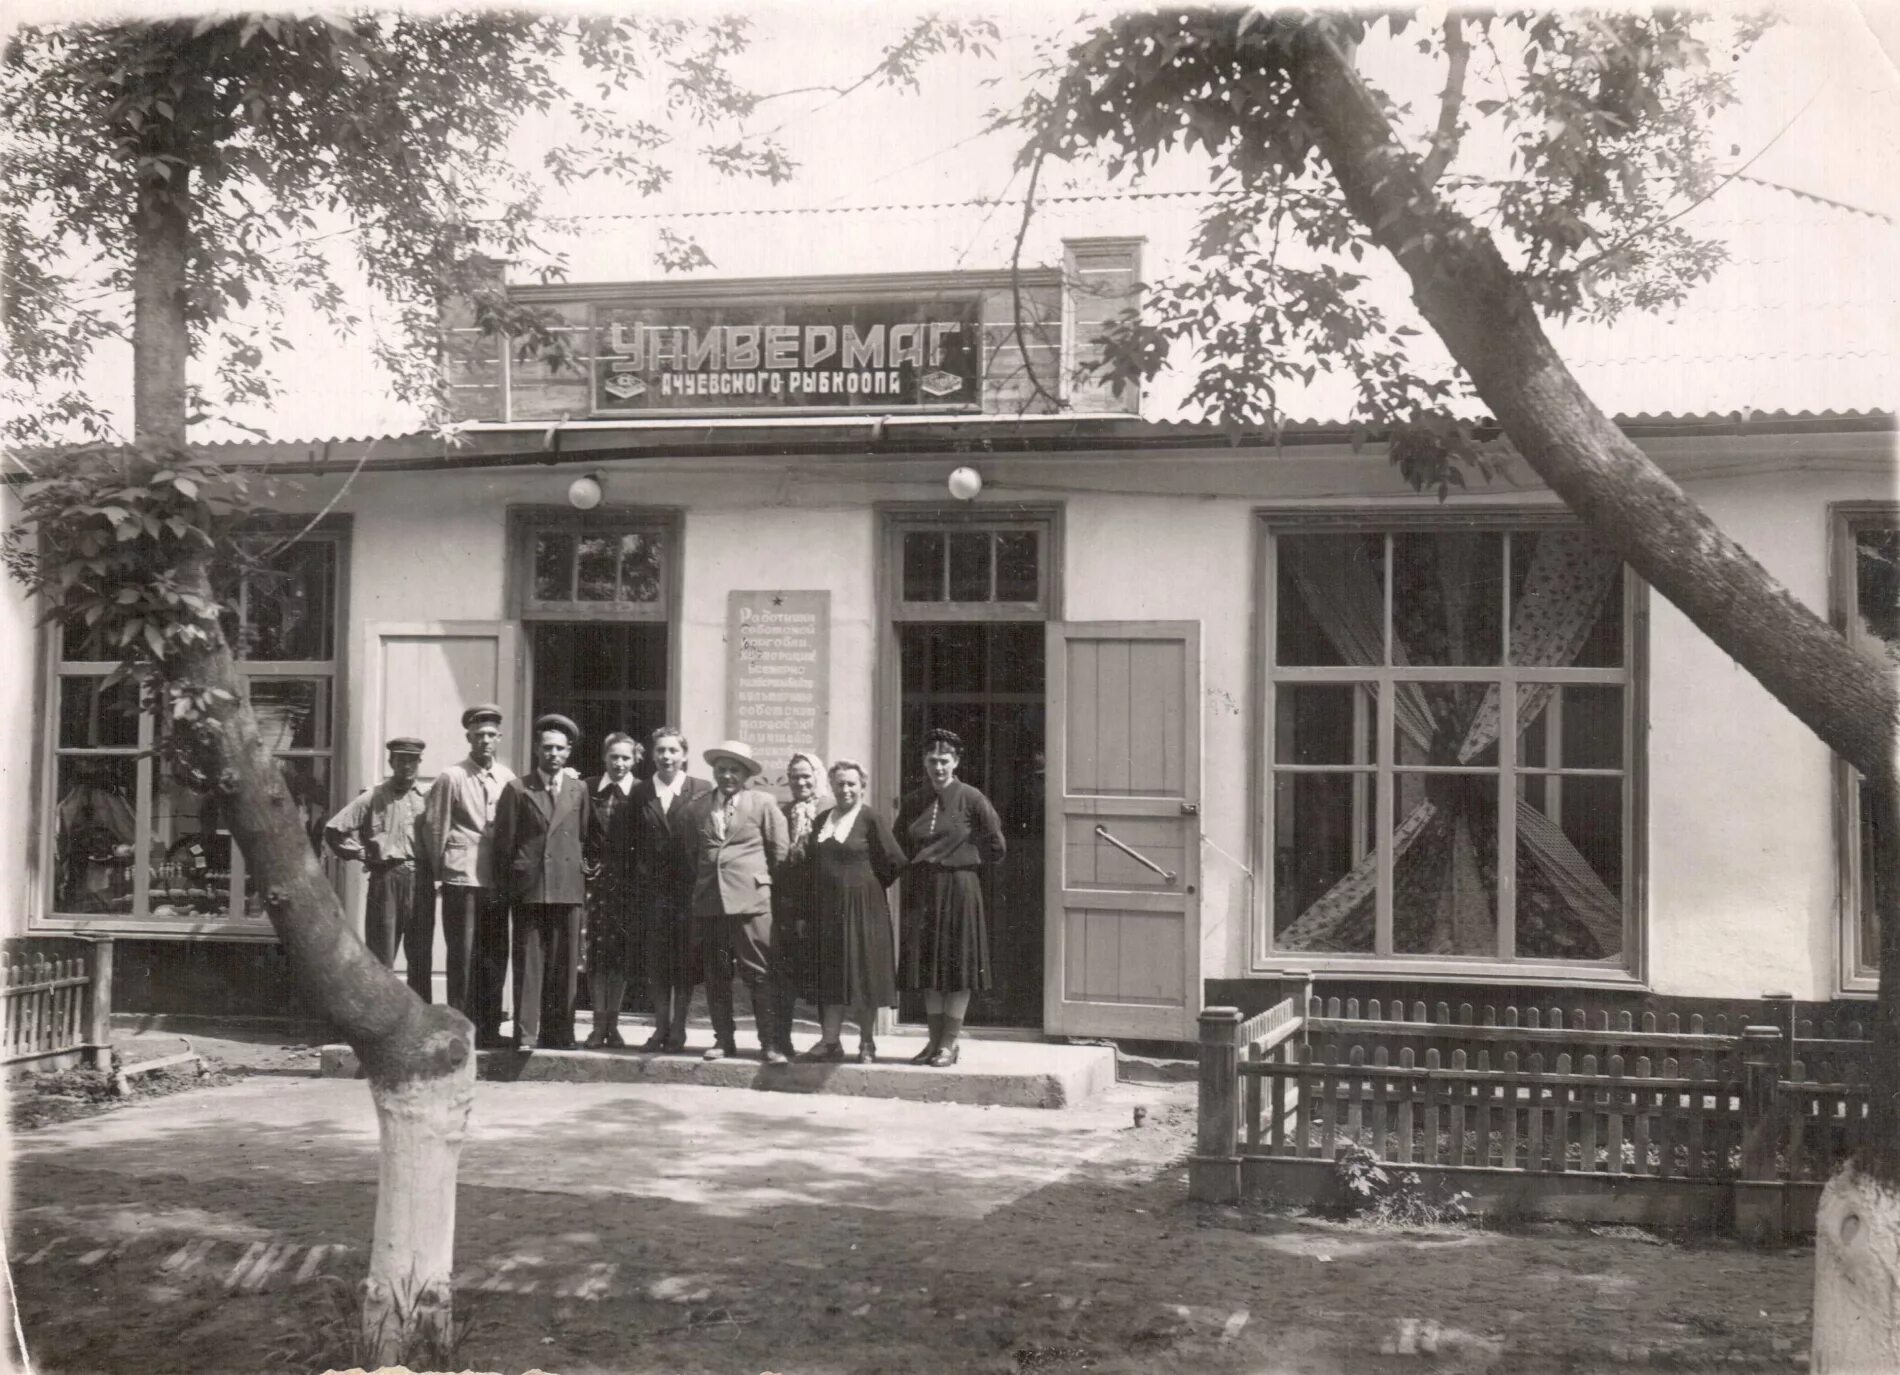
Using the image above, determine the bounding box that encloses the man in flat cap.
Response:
[422,704,516,1045]
[493,713,588,1051]
[324,737,432,989]
[681,740,790,1063]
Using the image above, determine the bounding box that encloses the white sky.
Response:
[4,1,1897,441]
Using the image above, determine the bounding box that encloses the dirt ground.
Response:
[5,1064,1816,1375]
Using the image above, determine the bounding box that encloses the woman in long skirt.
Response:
[895,727,1006,1067]
[800,759,906,1062]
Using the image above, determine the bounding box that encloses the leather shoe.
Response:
[639,1031,668,1052]
[762,1048,790,1066]
[703,1041,737,1061]
[516,1035,538,1052]
[857,1040,877,1064]
[605,1027,627,1048]
[799,1041,846,1062]
[662,1035,688,1054]
[584,1028,610,1049]
[925,1043,961,1068]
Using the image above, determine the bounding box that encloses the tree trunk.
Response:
[1280,23,1900,1361]
[131,164,475,1365]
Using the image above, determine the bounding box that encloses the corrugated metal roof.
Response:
[179,173,1896,446]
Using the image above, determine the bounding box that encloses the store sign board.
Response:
[593,297,981,414]
[727,590,830,773]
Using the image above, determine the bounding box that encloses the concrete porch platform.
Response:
[320,1015,1117,1109]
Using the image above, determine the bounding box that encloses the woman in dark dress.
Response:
[581,732,642,1048]
[800,759,906,1063]
[770,750,829,1061]
[896,728,1006,1067]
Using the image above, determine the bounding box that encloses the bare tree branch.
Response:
[1417,16,1468,190]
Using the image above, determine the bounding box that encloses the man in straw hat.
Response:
[423,704,516,1046]
[324,736,432,987]
[493,713,589,1052]
[681,740,790,1063]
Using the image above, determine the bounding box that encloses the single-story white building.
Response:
[6,182,1895,1038]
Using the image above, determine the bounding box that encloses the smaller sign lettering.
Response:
[727,590,830,780]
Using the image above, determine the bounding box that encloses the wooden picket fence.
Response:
[3,937,114,1073]
[1190,976,1875,1237]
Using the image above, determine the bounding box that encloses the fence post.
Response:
[1285,969,1315,1051]
[1735,1024,1784,1243]
[83,937,114,1071]
[1190,1007,1244,1204]
[1761,991,1796,1080]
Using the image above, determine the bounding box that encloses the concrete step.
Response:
[319,1017,1116,1109]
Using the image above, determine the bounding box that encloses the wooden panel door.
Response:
[1045,621,1201,1040]
[362,622,519,999]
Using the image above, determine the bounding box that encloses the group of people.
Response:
[322,705,1006,1067]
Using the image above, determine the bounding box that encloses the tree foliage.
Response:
[1011,7,1771,491]
[1,10,996,446]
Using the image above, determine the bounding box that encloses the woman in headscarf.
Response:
[799,760,906,1062]
[769,749,829,1060]
[895,728,1006,1067]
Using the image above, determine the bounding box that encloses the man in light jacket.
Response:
[422,704,516,1047]
[492,713,588,1052]
[681,740,790,1063]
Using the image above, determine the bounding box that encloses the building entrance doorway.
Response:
[897,623,1046,1027]
[528,622,670,771]
[883,509,1058,1031]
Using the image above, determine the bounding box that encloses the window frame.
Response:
[1832,500,1896,996]
[508,505,681,623]
[33,518,350,940]
[883,510,1056,623]
[1251,506,1649,985]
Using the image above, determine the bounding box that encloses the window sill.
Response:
[30,915,280,942]
[1248,955,1645,991]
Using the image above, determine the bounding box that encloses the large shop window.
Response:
[1836,504,1897,992]
[46,529,344,933]
[1263,519,1640,973]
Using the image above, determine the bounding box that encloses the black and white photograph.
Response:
[1,1,1897,1371]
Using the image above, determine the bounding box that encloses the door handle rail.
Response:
[1093,824,1177,884]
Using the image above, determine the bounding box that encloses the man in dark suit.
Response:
[493,713,587,1051]
[631,726,713,1053]
[682,740,790,1063]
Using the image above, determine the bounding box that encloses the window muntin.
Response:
[46,531,342,930]
[523,519,667,616]
[1838,509,1898,988]
[896,525,1045,611]
[1267,523,1635,969]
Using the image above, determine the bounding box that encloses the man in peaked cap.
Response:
[492,713,588,1051]
[422,703,516,1045]
[680,740,790,1063]
[325,737,433,986]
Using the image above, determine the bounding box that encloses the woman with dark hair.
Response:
[800,759,905,1062]
[582,732,643,1047]
[895,728,1006,1067]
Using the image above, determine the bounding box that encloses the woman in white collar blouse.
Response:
[581,732,643,1047]
[799,759,907,1062]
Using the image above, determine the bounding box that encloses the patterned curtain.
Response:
[1277,530,1623,957]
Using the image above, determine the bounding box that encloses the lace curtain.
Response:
[1276,530,1624,958]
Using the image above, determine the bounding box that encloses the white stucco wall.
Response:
[10,433,1891,1007]
[1643,466,1891,999]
